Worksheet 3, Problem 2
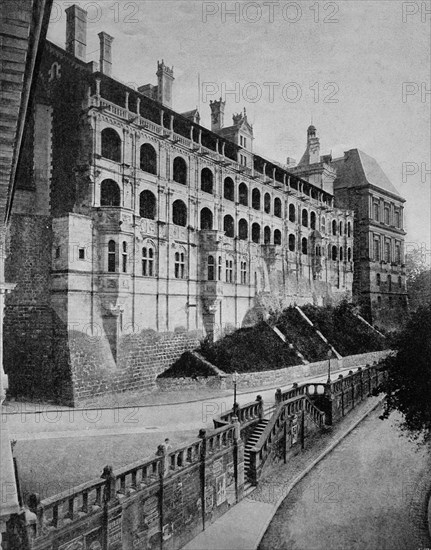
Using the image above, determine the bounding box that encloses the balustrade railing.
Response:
[214,397,263,428]
[31,422,237,540]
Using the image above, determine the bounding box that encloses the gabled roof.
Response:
[333,149,403,199]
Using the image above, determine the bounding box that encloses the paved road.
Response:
[259,407,431,550]
[3,367,353,441]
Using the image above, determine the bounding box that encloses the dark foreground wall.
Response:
[5,423,244,550]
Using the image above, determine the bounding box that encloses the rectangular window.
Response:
[55,246,61,259]
[373,239,380,261]
[175,252,186,279]
[240,261,247,284]
[395,244,401,264]
[384,242,391,263]
[384,206,390,225]
[78,248,85,260]
[374,203,379,221]
[142,247,155,276]
[226,260,233,283]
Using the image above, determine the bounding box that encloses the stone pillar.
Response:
[0,230,19,549]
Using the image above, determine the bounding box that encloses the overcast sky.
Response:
[47,0,431,255]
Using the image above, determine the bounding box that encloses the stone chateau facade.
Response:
[4,5,406,404]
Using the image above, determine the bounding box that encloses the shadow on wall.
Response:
[4,309,74,406]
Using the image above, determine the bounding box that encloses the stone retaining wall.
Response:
[156,350,392,392]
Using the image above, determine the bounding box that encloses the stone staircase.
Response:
[243,419,269,486]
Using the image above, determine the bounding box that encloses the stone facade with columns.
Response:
[5,4,361,405]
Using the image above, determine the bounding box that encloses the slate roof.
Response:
[333,149,403,199]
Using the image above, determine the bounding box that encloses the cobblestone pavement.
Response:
[258,403,431,550]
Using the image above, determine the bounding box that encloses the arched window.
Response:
[264,226,271,244]
[252,188,261,210]
[122,241,128,273]
[321,217,326,234]
[173,157,187,184]
[239,182,248,206]
[108,240,116,272]
[339,246,343,261]
[347,247,352,262]
[238,218,248,240]
[224,177,234,201]
[274,197,282,218]
[101,179,120,206]
[142,245,155,276]
[398,276,402,288]
[101,128,121,162]
[302,209,308,227]
[332,245,337,261]
[252,223,260,243]
[347,221,351,237]
[310,211,316,230]
[274,229,281,245]
[339,221,343,235]
[332,220,337,235]
[301,237,308,255]
[288,204,296,222]
[376,273,381,286]
[288,234,295,251]
[201,168,213,194]
[377,296,382,306]
[139,190,156,220]
[264,193,271,214]
[174,251,186,279]
[140,143,157,175]
[172,199,187,227]
[224,215,234,237]
[200,207,213,230]
[207,255,215,281]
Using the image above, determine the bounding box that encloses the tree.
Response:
[379,305,431,443]
[407,269,431,311]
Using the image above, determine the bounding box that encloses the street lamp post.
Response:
[232,371,239,416]
[327,349,332,384]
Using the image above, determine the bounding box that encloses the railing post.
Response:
[301,409,305,450]
[256,395,264,420]
[324,383,333,426]
[198,429,207,530]
[339,375,345,417]
[357,367,363,401]
[275,388,282,405]
[232,416,244,502]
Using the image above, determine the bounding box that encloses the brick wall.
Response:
[70,329,202,403]
[4,214,74,404]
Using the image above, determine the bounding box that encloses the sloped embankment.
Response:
[159,303,388,377]
[301,302,387,356]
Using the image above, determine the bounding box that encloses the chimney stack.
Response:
[98,32,114,77]
[65,5,87,61]
[210,98,225,132]
[156,60,174,108]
